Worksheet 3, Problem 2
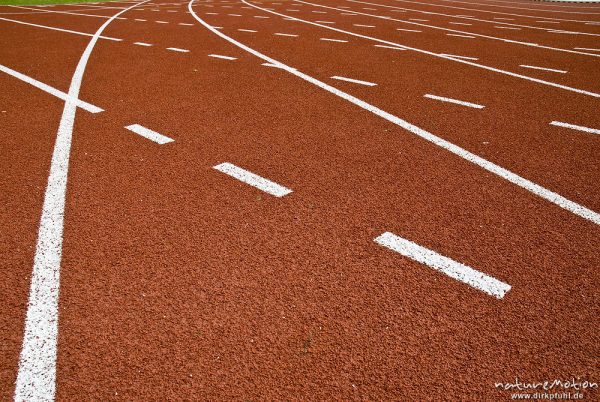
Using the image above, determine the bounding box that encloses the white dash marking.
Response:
[178,22,193,25]
[213,162,292,197]
[254,15,269,18]
[238,28,257,32]
[374,44,406,50]
[440,53,478,61]
[320,37,347,42]
[550,121,600,135]
[536,21,559,24]
[134,18,147,21]
[274,32,298,37]
[409,18,428,21]
[156,20,168,23]
[424,94,484,109]
[331,75,377,86]
[396,27,421,32]
[167,47,190,52]
[449,22,471,26]
[494,26,521,30]
[134,41,152,46]
[574,47,600,52]
[374,232,511,299]
[447,33,475,38]
[208,53,237,60]
[316,20,335,24]
[125,124,174,144]
[519,65,567,74]
[353,23,375,27]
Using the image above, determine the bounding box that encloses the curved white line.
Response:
[187,0,600,225]
[245,0,600,98]
[14,2,149,401]
[295,0,600,58]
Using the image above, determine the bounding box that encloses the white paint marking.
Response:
[238,28,257,32]
[449,22,471,25]
[409,18,428,21]
[14,2,149,401]
[213,162,292,197]
[446,33,475,38]
[125,124,174,143]
[536,20,559,24]
[320,37,348,42]
[374,232,511,299]
[440,53,478,61]
[396,27,421,32]
[0,17,122,41]
[574,47,600,52]
[189,0,600,225]
[254,15,269,18]
[0,64,102,113]
[519,65,567,74]
[156,20,169,23]
[494,25,521,30]
[167,47,190,52]
[274,32,298,36]
[135,18,147,21]
[208,53,237,60]
[134,41,152,46]
[178,22,193,25]
[331,75,377,86]
[228,13,242,16]
[316,20,335,24]
[353,23,375,27]
[550,121,600,135]
[312,10,326,13]
[374,44,406,50]
[424,94,485,109]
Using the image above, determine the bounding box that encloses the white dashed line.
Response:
[156,20,168,23]
[208,53,237,60]
[331,75,377,86]
[274,32,298,37]
[374,44,406,50]
[125,124,174,144]
[424,94,485,109]
[134,41,152,46]
[494,25,521,30]
[238,28,257,32]
[213,162,292,197]
[316,20,335,24]
[396,27,421,32]
[353,23,375,27]
[134,18,147,21]
[409,18,428,21]
[550,121,600,135]
[449,22,471,25]
[178,22,193,25]
[446,33,475,38]
[440,53,478,61]
[228,13,242,16]
[374,232,511,299]
[519,65,567,74]
[320,37,348,42]
[167,47,190,52]
[254,15,269,18]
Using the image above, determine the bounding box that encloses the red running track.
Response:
[0,0,599,400]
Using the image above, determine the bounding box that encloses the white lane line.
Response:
[449,21,471,25]
[446,33,475,38]
[409,18,428,21]
[254,1,600,97]
[167,47,190,52]
[320,37,348,42]
[189,0,600,226]
[14,2,149,401]
[374,232,511,299]
[0,64,102,113]
[238,28,257,32]
[574,47,600,52]
[125,124,174,143]
[353,23,375,27]
[208,53,237,60]
[519,65,567,74]
[424,93,485,109]
[0,17,122,41]
[331,75,377,86]
[440,53,478,61]
[494,25,521,30]
[315,20,335,24]
[178,22,193,25]
[550,121,600,135]
[274,32,298,36]
[374,44,406,50]
[213,162,292,197]
[396,27,421,32]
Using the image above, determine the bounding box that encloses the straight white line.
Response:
[536,20,559,24]
[494,25,520,29]
[374,44,406,50]
[274,32,298,36]
[574,47,600,52]
[315,20,335,23]
[228,13,242,16]
[254,15,269,18]
[340,12,358,15]
[0,17,122,41]
[493,17,514,20]
[519,64,567,73]
[312,10,326,13]
[213,162,292,197]
[189,1,600,225]
[253,1,600,98]
[0,64,102,113]
[14,2,149,401]
[439,53,478,60]
[424,93,485,109]
[178,22,193,25]
[374,232,511,299]
[331,75,377,86]
[409,18,428,21]
[449,21,471,25]
[320,37,348,42]
[134,41,152,46]
[446,33,475,38]
[125,124,174,143]
[135,18,147,20]
[550,121,600,135]
[208,53,237,59]
[396,27,421,32]
[238,28,257,32]
[167,47,190,52]
[156,20,169,23]
[353,23,375,27]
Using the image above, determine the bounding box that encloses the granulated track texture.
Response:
[0,0,599,400]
